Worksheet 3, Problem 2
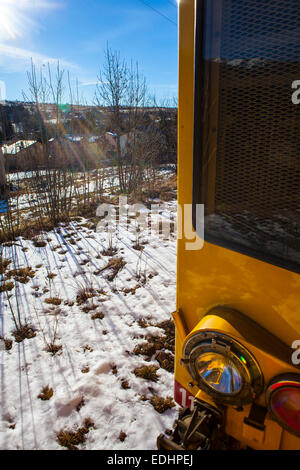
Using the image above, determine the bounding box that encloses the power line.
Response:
[137,0,177,27]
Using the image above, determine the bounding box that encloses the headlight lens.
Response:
[266,374,300,437]
[183,331,263,405]
[196,352,243,394]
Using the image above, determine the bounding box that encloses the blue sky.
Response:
[0,0,178,103]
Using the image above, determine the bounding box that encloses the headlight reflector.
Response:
[266,374,300,437]
[183,331,263,405]
[196,352,243,395]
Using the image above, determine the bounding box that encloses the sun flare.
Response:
[0,0,58,41]
[0,1,24,39]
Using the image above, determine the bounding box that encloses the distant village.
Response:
[0,100,177,173]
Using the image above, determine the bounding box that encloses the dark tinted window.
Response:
[195,0,300,272]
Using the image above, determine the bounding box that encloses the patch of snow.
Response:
[0,200,178,450]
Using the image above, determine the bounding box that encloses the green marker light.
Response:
[240,356,247,365]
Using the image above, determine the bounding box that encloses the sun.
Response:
[0,1,24,40]
[0,0,58,42]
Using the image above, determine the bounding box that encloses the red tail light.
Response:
[266,374,300,437]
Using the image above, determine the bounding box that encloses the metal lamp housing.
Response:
[183,330,264,406]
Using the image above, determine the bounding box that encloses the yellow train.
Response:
[158,0,300,450]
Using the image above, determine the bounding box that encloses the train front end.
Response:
[158,0,300,450]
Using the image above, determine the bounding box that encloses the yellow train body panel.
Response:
[175,0,300,450]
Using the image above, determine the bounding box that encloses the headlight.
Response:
[266,374,300,437]
[196,351,243,394]
[183,330,264,406]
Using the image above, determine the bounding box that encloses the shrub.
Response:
[150,396,175,414]
[133,365,159,382]
[38,385,54,401]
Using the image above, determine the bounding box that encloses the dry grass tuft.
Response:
[0,281,14,293]
[155,351,174,373]
[44,297,62,306]
[133,341,157,358]
[76,286,96,306]
[81,366,90,374]
[57,418,94,450]
[0,259,11,275]
[0,336,13,350]
[132,244,144,251]
[79,259,90,266]
[142,174,177,202]
[81,303,97,313]
[107,258,126,281]
[138,318,151,328]
[91,311,104,320]
[5,267,35,284]
[12,324,36,343]
[98,287,107,296]
[155,319,175,341]
[123,284,140,296]
[45,343,62,355]
[121,379,130,390]
[33,237,47,248]
[76,397,85,412]
[101,246,118,256]
[119,431,127,442]
[133,319,175,372]
[38,385,54,401]
[140,395,148,402]
[133,365,159,382]
[94,257,126,282]
[46,272,57,280]
[150,396,175,414]
[148,271,158,279]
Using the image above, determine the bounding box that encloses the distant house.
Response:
[104,131,135,157]
[64,134,83,143]
[2,139,43,172]
[105,131,118,149]
[88,136,100,143]
[2,140,36,155]
[12,122,24,134]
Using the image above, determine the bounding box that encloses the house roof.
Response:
[2,140,36,155]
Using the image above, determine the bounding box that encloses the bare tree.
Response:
[47,61,65,138]
[23,59,51,168]
[152,96,177,171]
[95,45,148,193]
[23,60,71,223]
[0,146,6,195]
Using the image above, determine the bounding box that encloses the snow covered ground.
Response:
[0,198,178,450]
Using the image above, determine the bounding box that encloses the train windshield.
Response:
[194,0,300,273]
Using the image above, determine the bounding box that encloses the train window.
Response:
[193,0,300,273]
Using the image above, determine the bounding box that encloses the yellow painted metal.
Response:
[176,0,300,450]
[186,311,300,409]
